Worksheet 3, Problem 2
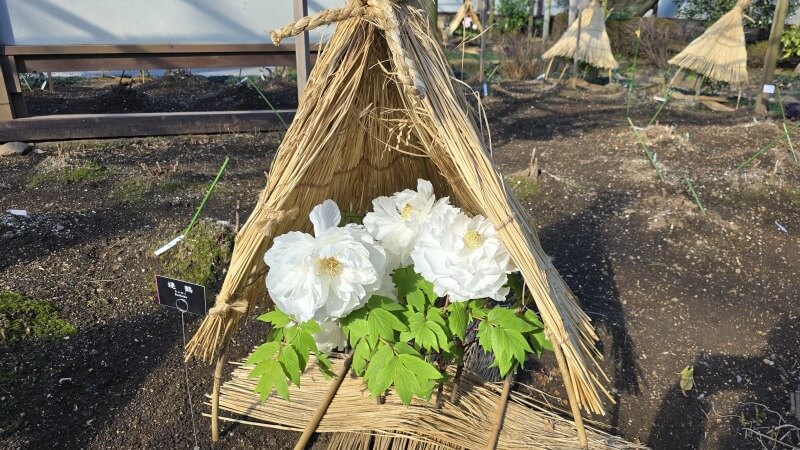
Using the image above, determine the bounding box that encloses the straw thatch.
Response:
[542,0,618,70]
[211,356,645,450]
[668,0,750,85]
[186,0,611,417]
[447,0,483,35]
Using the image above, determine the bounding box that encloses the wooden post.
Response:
[479,0,488,83]
[0,61,14,121]
[293,0,312,98]
[543,0,551,44]
[571,5,582,89]
[0,56,28,119]
[528,0,536,36]
[294,354,353,450]
[755,0,789,114]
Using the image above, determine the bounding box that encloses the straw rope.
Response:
[209,356,644,450]
[668,0,750,85]
[187,0,610,419]
[269,0,426,98]
[542,0,618,70]
[270,5,368,46]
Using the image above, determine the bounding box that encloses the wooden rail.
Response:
[0,42,315,138]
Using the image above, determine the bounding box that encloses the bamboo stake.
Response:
[486,372,513,450]
[736,86,743,110]
[211,323,236,442]
[668,67,683,88]
[294,354,354,450]
[557,63,569,84]
[553,343,589,449]
[544,58,555,81]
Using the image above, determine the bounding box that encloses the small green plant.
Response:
[112,178,153,204]
[0,291,76,343]
[154,220,234,290]
[784,27,800,59]
[29,161,107,187]
[682,176,707,216]
[508,175,539,199]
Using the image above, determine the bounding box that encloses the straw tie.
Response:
[269,0,426,98]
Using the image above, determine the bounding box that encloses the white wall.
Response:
[0,0,346,45]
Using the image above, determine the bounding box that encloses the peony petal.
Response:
[310,199,342,236]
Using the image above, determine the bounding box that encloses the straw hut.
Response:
[542,0,618,76]
[448,0,483,36]
[668,0,750,87]
[185,0,618,447]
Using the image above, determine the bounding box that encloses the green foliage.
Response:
[782,27,800,59]
[497,0,529,35]
[676,0,799,29]
[0,291,76,343]
[153,220,234,290]
[507,175,539,199]
[29,161,107,187]
[250,266,553,406]
[247,310,333,401]
[747,40,769,68]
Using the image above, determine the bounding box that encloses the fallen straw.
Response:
[294,354,353,450]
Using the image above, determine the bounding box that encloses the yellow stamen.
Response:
[318,257,343,276]
[400,204,415,220]
[463,230,482,249]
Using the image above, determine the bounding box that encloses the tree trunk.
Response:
[543,0,551,44]
[528,0,536,36]
[609,0,658,17]
[756,0,789,114]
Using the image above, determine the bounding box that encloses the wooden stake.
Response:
[668,67,683,88]
[294,354,354,450]
[210,342,230,440]
[450,359,465,404]
[544,58,555,81]
[736,87,743,110]
[553,344,589,449]
[557,64,569,84]
[486,372,513,450]
[571,5,583,90]
[694,75,704,100]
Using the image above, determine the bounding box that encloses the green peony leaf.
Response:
[352,338,372,375]
[299,320,322,334]
[369,308,408,341]
[488,308,535,333]
[257,309,292,327]
[368,295,405,312]
[341,306,369,342]
[447,302,469,341]
[254,359,290,401]
[278,345,302,386]
[246,341,280,367]
[364,344,396,397]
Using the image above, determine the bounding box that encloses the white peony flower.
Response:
[314,321,347,354]
[410,203,516,302]
[363,179,447,270]
[264,200,387,323]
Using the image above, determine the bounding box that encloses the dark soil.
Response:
[2,81,799,449]
[24,73,298,115]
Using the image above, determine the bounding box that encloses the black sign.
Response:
[155,275,207,316]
